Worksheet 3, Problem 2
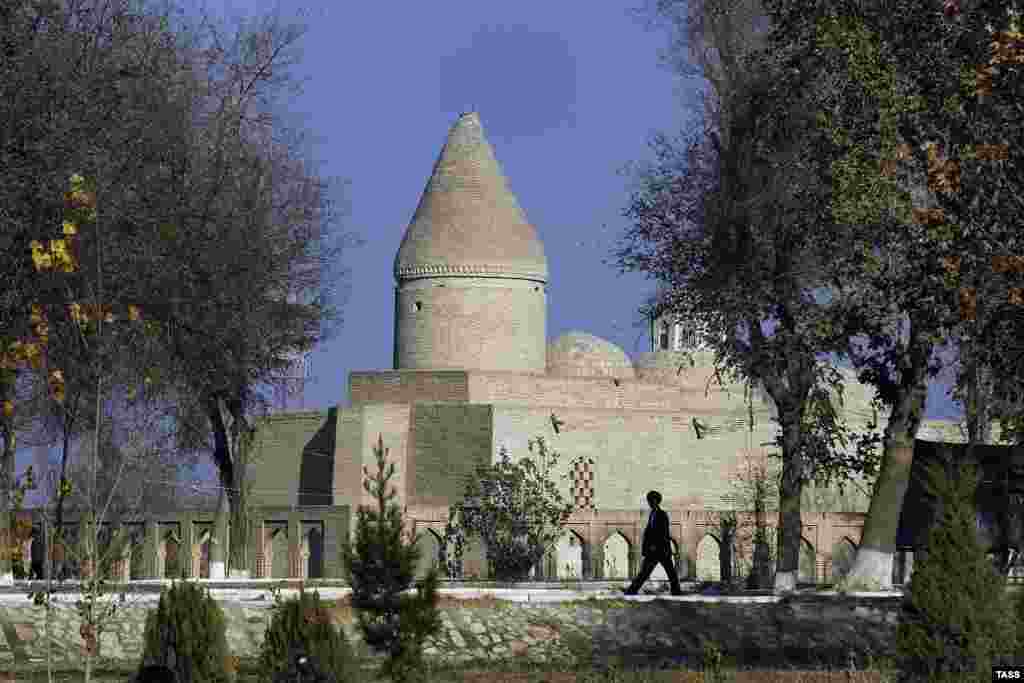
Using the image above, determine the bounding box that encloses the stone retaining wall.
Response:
[0,593,917,676]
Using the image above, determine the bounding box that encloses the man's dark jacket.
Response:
[642,507,672,558]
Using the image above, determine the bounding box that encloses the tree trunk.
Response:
[209,488,228,579]
[774,418,805,593]
[205,395,253,579]
[846,367,928,589]
[720,515,735,584]
[228,465,249,579]
[747,471,773,589]
[0,404,15,585]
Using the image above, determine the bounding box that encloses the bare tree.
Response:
[99,1,356,578]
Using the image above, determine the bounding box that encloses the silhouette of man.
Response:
[623,490,683,596]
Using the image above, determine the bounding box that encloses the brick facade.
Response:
[394,277,547,373]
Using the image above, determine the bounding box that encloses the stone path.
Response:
[0,590,906,677]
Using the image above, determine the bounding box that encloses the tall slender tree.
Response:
[620,0,882,591]
[753,0,1024,587]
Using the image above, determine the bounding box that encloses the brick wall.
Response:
[349,370,470,405]
[467,370,753,414]
[394,277,546,373]
[357,403,414,514]
[489,405,783,513]
[245,411,331,508]
[408,403,494,507]
[332,407,365,515]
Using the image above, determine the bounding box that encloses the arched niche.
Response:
[413,529,443,580]
[830,537,858,584]
[554,530,584,580]
[305,525,324,579]
[270,527,289,579]
[602,532,629,579]
[696,533,721,581]
[129,527,146,580]
[457,533,488,580]
[163,529,182,579]
[799,537,817,584]
[197,528,212,579]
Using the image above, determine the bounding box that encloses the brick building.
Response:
[238,112,976,586]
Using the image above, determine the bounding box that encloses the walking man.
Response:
[623,490,683,595]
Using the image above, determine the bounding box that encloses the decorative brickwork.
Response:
[394,277,546,373]
[392,112,548,374]
[394,112,548,284]
[569,458,596,511]
[349,370,470,405]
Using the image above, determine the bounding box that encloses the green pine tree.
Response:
[339,433,442,683]
[895,456,1017,682]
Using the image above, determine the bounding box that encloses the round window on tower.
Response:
[414,301,422,312]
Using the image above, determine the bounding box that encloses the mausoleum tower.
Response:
[393,112,548,373]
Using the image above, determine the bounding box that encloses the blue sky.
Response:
[225,0,963,419]
[19,0,968,502]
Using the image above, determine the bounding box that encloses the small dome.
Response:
[547,331,635,379]
[634,349,726,391]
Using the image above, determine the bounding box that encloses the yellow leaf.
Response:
[974,144,1010,161]
[128,305,141,321]
[49,370,64,403]
[30,241,52,271]
[49,239,78,273]
[2,401,12,418]
[959,288,977,321]
[68,302,84,324]
[30,305,44,325]
[62,221,77,236]
[913,207,945,226]
[994,255,1024,274]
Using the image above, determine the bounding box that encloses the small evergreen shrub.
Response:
[895,458,1017,682]
[340,433,442,683]
[138,580,234,683]
[1013,585,1024,660]
[258,587,356,683]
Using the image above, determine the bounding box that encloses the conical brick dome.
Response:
[394,112,548,283]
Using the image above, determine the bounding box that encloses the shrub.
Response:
[895,457,1017,682]
[442,427,576,582]
[138,580,234,683]
[258,587,356,683]
[340,433,442,683]
[1012,585,1024,661]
